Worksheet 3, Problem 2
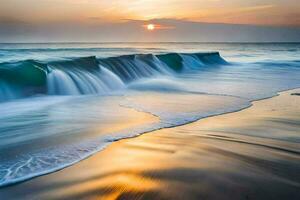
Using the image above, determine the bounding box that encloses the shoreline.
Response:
[0,88,300,199]
[0,87,290,188]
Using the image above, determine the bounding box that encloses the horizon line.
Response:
[1,41,300,44]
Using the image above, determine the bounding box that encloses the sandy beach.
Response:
[0,88,299,200]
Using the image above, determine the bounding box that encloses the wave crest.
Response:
[0,52,227,101]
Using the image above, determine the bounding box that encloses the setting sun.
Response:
[147,24,155,30]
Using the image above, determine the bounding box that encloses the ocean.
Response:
[0,42,300,187]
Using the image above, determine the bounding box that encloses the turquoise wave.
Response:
[0,52,227,101]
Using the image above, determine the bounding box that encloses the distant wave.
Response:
[0,52,227,102]
[253,60,300,68]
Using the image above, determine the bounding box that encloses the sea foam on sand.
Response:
[1,88,299,200]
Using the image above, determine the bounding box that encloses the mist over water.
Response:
[0,43,300,187]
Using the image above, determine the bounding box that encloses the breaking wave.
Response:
[0,52,227,101]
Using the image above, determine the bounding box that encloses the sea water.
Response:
[0,43,300,186]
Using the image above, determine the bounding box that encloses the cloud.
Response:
[0,18,299,42]
[238,4,276,13]
[0,16,28,25]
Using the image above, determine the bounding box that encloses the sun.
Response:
[147,24,155,31]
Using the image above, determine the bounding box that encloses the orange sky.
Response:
[1,0,300,26]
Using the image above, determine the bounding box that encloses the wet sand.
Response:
[0,89,300,200]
